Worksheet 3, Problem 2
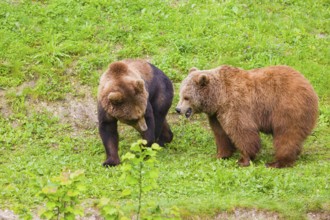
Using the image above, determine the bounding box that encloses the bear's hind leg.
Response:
[267,130,304,168]
[152,104,172,146]
[158,120,173,146]
[141,103,156,146]
[228,128,261,167]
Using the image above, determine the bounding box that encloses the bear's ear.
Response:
[108,61,128,75]
[197,74,209,86]
[108,91,124,105]
[134,80,145,94]
[189,67,198,73]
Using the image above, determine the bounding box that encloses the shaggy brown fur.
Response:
[176,65,318,168]
[98,59,174,166]
[98,61,150,129]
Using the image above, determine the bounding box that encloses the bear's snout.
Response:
[175,107,192,118]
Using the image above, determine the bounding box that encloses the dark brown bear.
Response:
[98,59,173,166]
[176,65,318,168]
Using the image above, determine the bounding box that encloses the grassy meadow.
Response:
[0,0,329,219]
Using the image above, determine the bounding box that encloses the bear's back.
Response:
[249,65,317,103]
[248,65,318,134]
[118,59,173,113]
[122,59,153,82]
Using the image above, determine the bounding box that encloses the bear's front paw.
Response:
[103,158,120,167]
[238,157,250,167]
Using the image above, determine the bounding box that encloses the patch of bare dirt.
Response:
[0,209,18,220]
[0,88,11,118]
[1,208,329,220]
[0,80,98,134]
[317,33,327,39]
[213,209,330,220]
[79,207,102,220]
[214,208,280,220]
[0,208,101,220]
[32,88,98,133]
[307,212,330,220]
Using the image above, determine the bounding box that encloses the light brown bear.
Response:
[176,65,318,168]
[98,59,173,166]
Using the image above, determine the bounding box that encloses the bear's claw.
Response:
[103,158,120,167]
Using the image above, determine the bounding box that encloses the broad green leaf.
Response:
[130,143,142,152]
[64,212,75,220]
[105,207,118,215]
[144,150,156,157]
[76,184,87,192]
[122,152,136,161]
[138,139,147,145]
[64,206,75,213]
[121,188,131,197]
[41,210,55,219]
[126,175,138,185]
[45,201,57,209]
[147,169,159,179]
[151,143,162,151]
[142,184,153,192]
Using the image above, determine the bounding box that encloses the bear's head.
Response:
[176,67,213,118]
[99,61,149,132]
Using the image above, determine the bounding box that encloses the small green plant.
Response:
[97,197,128,220]
[98,140,180,219]
[38,169,86,220]
[120,139,162,219]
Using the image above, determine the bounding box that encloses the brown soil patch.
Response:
[0,88,11,118]
[214,208,280,220]
[1,208,329,220]
[0,80,98,134]
[32,90,98,133]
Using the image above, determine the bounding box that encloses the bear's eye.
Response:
[183,97,189,101]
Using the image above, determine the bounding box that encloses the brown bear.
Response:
[176,65,318,168]
[98,59,174,166]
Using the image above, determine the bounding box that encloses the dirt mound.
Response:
[0,81,98,133]
[34,91,98,132]
[214,208,280,220]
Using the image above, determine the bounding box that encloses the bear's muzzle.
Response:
[175,107,192,118]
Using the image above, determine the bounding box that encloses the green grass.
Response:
[0,0,329,219]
